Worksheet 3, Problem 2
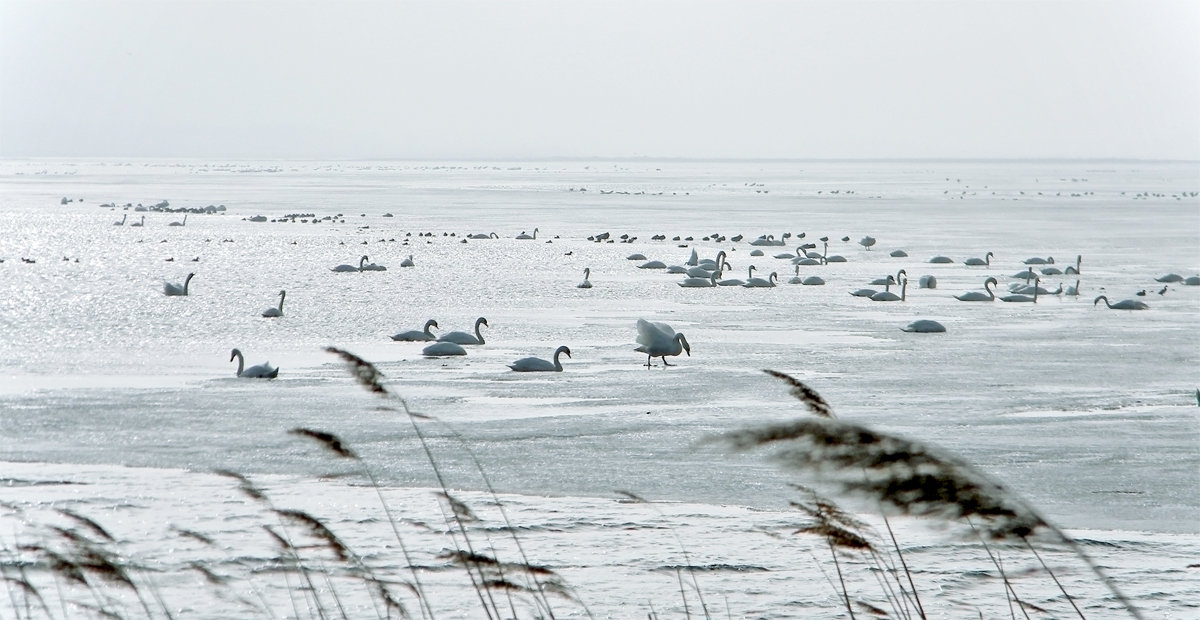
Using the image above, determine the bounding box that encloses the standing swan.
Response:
[163,272,195,296]
[261,290,285,317]
[332,256,369,272]
[392,319,439,341]
[955,277,998,301]
[577,267,592,288]
[438,317,488,345]
[634,319,690,367]
[1093,295,1149,310]
[230,348,278,378]
[508,346,572,372]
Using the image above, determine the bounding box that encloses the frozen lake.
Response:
[1,159,1197,618]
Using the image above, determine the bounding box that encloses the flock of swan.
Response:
[149,219,1194,379]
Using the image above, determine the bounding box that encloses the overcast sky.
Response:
[2,1,1197,160]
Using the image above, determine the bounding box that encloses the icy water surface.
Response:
[1,159,1197,617]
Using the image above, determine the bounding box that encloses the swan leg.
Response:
[662,357,672,367]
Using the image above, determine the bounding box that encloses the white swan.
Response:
[130,215,145,227]
[516,228,539,239]
[918,275,937,289]
[438,317,488,345]
[890,249,909,257]
[858,236,876,250]
[901,319,946,333]
[261,290,285,317]
[871,277,907,301]
[169,214,187,227]
[743,267,778,288]
[802,276,825,285]
[955,277,998,302]
[871,269,906,286]
[634,319,690,367]
[929,255,954,263]
[392,319,439,341]
[1000,279,1040,303]
[1156,273,1184,283]
[750,233,790,247]
[230,348,278,378]
[1063,255,1082,275]
[678,271,718,287]
[964,251,993,266]
[399,255,415,267]
[638,260,668,269]
[113,214,127,226]
[1065,280,1081,296]
[423,341,467,356]
[332,256,368,272]
[508,345,571,372]
[577,267,592,288]
[468,232,498,239]
[1094,295,1149,310]
[1023,256,1054,265]
[360,257,387,271]
[163,272,195,296]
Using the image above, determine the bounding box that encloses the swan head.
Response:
[1093,295,1106,306]
[229,348,241,361]
[678,334,691,356]
[477,317,489,328]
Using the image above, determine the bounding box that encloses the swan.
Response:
[130,215,145,227]
[685,248,699,266]
[577,267,592,288]
[718,268,746,287]
[686,265,718,278]
[1023,256,1054,265]
[515,228,539,239]
[423,341,467,356]
[262,290,286,317]
[695,250,727,271]
[332,256,368,272]
[871,277,907,301]
[508,346,571,372]
[360,257,387,271]
[113,214,127,226]
[787,265,803,284]
[858,236,877,250]
[1063,255,1082,275]
[626,253,647,261]
[1094,295,1149,310]
[743,268,778,288]
[918,275,937,289]
[1010,267,1038,281]
[1064,280,1082,296]
[1012,281,1062,296]
[230,348,278,378]
[468,232,498,239]
[964,251,994,266]
[638,260,668,269]
[1184,276,1200,286]
[667,265,689,274]
[1041,265,1063,275]
[871,269,906,286]
[955,277,998,301]
[802,276,825,285]
[400,255,415,267]
[999,279,1040,303]
[1156,273,1184,282]
[634,319,690,367]
[750,233,788,246]
[438,317,488,345]
[392,319,439,341]
[901,319,946,333]
[890,249,908,257]
[169,214,187,227]
[849,280,885,297]
[678,271,718,287]
[163,272,195,296]
[929,255,954,263]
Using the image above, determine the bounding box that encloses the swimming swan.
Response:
[871,277,907,301]
[508,345,571,372]
[332,256,368,272]
[635,319,690,367]
[230,348,278,378]
[516,228,539,239]
[399,255,415,268]
[964,251,994,266]
[577,267,593,288]
[392,319,439,341]
[261,290,285,317]
[163,272,195,296]
[423,341,467,356]
[954,277,997,301]
[1093,295,1149,310]
[113,214,127,226]
[438,317,488,345]
[169,214,187,227]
